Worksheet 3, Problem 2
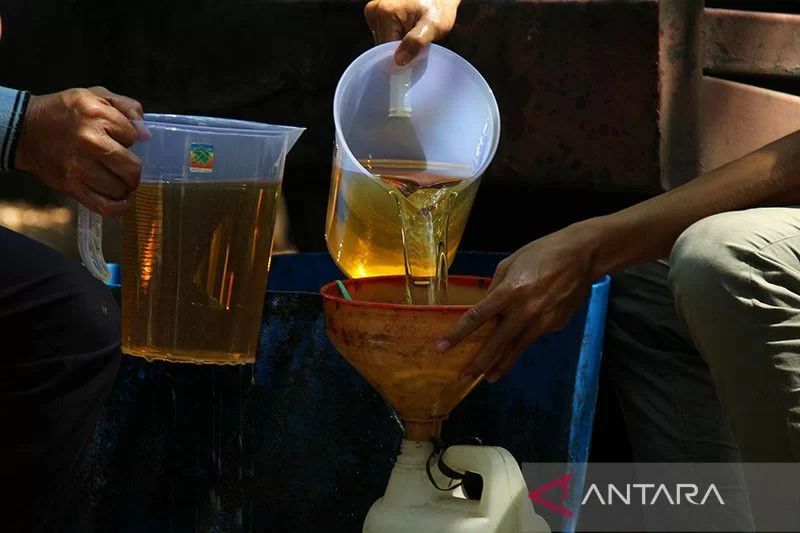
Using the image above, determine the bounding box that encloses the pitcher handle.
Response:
[77,117,150,283]
[78,204,111,282]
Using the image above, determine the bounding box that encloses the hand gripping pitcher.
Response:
[326,43,500,298]
[78,114,303,364]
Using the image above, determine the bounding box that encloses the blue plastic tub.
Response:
[69,252,609,532]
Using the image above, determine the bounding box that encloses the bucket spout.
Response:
[260,123,305,153]
[280,126,304,153]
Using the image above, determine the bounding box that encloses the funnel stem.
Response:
[404,419,444,441]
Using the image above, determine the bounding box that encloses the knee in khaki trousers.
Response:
[604,207,800,530]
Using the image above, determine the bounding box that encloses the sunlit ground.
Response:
[0,202,77,256]
[0,202,73,230]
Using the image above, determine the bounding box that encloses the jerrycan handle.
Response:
[78,204,111,283]
[441,446,531,520]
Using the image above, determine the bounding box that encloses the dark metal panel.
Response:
[659,0,704,189]
[449,1,663,192]
[704,8,800,78]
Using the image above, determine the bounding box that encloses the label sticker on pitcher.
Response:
[189,143,215,173]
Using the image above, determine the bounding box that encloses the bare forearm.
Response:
[584,129,800,276]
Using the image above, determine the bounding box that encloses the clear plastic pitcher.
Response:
[79,114,303,364]
[326,43,500,284]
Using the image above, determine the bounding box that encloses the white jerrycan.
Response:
[364,440,551,533]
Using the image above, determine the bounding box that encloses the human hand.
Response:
[15,86,144,216]
[364,0,460,65]
[437,224,602,384]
